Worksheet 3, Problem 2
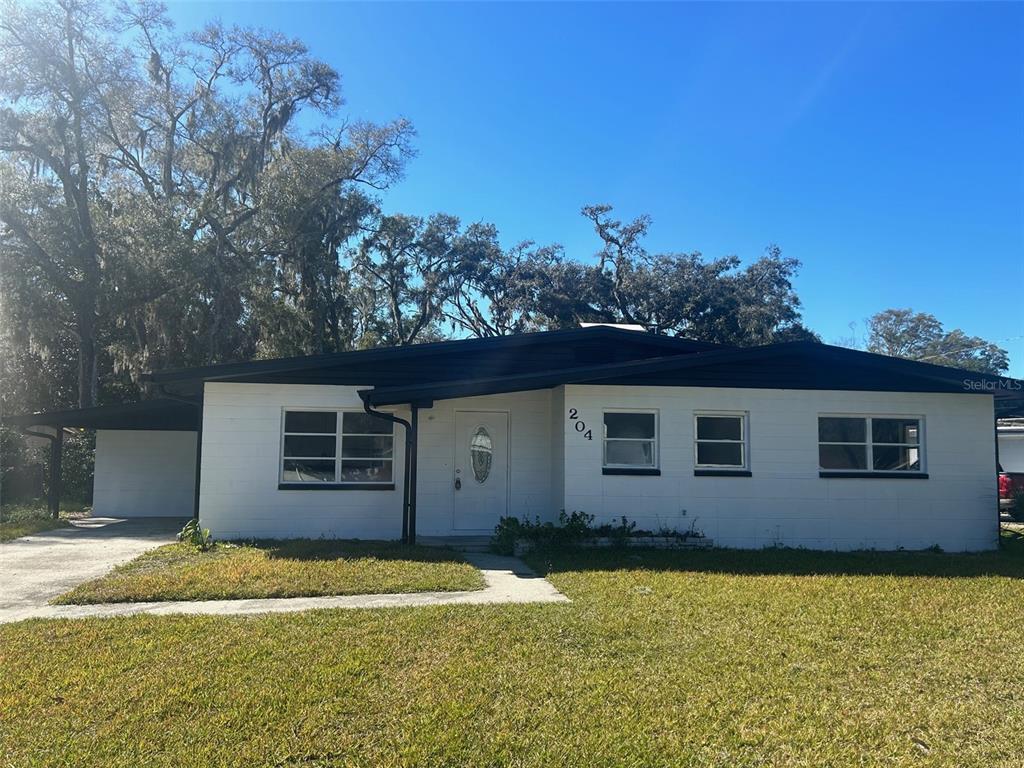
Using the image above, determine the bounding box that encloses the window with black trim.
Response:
[695,413,747,469]
[818,415,922,473]
[282,410,394,484]
[603,411,657,469]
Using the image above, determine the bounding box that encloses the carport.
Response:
[4,400,200,520]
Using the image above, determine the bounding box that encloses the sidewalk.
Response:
[0,552,569,623]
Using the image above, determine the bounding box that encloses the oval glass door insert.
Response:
[470,426,493,483]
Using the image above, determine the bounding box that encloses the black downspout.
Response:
[360,393,415,544]
[22,427,62,519]
[156,385,203,520]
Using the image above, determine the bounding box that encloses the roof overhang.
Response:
[362,341,1024,408]
[3,399,200,431]
[361,346,777,406]
[9,334,1021,426]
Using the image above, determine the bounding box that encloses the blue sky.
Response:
[165,2,1024,375]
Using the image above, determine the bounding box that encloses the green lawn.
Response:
[54,539,486,604]
[0,503,76,542]
[3,530,1024,767]
[0,516,68,542]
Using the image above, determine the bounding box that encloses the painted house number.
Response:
[568,408,593,440]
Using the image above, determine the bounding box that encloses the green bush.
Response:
[593,516,636,547]
[0,426,94,505]
[58,431,95,503]
[491,517,523,555]
[178,519,213,552]
[491,511,596,555]
[491,512,709,554]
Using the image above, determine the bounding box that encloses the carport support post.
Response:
[408,405,419,544]
[20,427,63,518]
[48,428,63,520]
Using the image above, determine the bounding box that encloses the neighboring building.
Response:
[999,418,1024,483]
[9,327,1024,551]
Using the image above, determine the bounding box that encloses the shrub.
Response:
[59,431,95,504]
[682,517,705,540]
[178,519,213,552]
[0,503,53,524]
[594,516,636,547]
[0,426,94,506]
[490,512,707,554]
[491,516,523,556]
[559,510,595,543]
[491,511,595,554]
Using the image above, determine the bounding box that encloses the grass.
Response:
[53,539,486,604]
[0,502,82,541]
[2,529,1024,767]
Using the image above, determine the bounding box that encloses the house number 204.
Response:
[567,408,593,440]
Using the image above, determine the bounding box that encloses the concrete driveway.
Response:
[1,517,183,623]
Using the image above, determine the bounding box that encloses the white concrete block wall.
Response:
[561,385,998,551]
[550,386,566,516]
[416,390,555,535]
[93,430,196,518]
[196,380,997,548]
[199,383,407,539]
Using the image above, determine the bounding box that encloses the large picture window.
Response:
[818,415,923,473]
[603,411,657,469]
[282,410,394,485]
[694,413,747,469]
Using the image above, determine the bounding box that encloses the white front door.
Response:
[453,410,509,531]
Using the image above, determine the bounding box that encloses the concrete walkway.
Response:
[1,517,184,622]
[1,541,568,623]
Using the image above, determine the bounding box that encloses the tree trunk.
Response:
[303,251,325,354]
[76,310,98,408]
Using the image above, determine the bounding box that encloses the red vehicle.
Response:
[1000,468,1018,513]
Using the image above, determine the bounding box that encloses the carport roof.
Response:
[3,399,199,431]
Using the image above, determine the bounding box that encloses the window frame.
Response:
[693,411,749,472]
[817,413,926,477]
[601,409,659,473]
[279,407,396,489]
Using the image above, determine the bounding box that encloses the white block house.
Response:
[11,327,1023,551]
